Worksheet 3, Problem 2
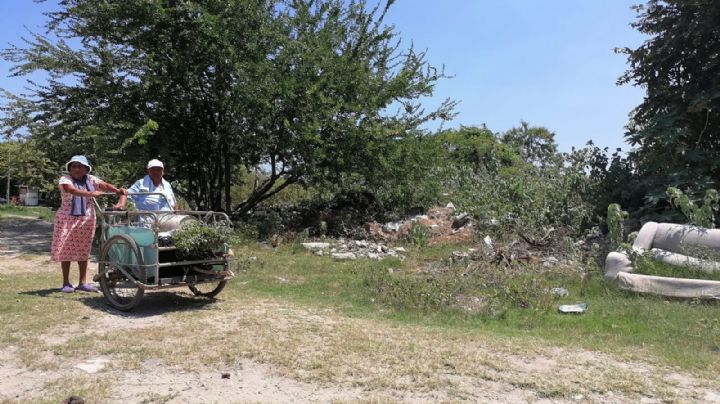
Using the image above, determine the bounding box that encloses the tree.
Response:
[499,121,559,167]
[1,0,455,214]
[0,140,57,202]
[617,0,720,203]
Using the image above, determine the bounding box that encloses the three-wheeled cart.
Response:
[93,193,234,311]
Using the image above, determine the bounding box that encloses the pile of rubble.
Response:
[366,204,477,244]
[302,240,406,261]
[448,235,578,270]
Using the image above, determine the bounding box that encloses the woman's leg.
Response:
[61,261,71,285]
[78,260,88,285]
[76,261,98,292]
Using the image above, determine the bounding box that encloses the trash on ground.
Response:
[558,303,588,314]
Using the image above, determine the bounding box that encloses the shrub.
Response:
[666,187,719,228]
[173,222,236,259]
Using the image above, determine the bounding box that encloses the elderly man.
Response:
[126,159,179,211]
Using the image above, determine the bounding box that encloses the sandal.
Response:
[75,283,99,293]
[61,284,75,293]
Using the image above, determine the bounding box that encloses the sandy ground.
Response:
[1,217,719,403]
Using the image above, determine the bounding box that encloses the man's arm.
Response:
[122,180,142,208]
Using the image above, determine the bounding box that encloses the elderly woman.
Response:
[51,155,126,292]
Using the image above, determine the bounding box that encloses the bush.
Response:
[172,222,236,259]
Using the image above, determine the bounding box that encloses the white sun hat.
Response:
[65,155,92,172]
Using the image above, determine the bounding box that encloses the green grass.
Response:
[0,204,55,220]
[233,243,720,372]
[634,254,720,281]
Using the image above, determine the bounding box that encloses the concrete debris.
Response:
[303,239,406,261]
[382,222,402,232]
[368,206,476,244]
[301,242,331,251]
[75,358,110,374]
[483,235,493,247]
[331,252,357,261]
[549,287,569,297]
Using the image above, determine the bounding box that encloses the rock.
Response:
[367,253,380,260]
[383,222,401,232]
[446,202,456,210]
[483,235,493,247]
[221,372,231,379]
[394,247,406,252]
[331,252,357,261]
[355,240,369,248]
[75,358,110,374]
[63,396,85,404]
[452,213,471,229]
[549,287,569,297]
[302,242,331,251]
[452,251,470,261]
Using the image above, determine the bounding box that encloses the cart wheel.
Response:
[188,280,227,298]
[99,234,145,311]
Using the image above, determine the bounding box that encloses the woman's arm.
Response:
[97,180,128,208]
[60,183,103,198]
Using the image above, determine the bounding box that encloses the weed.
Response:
[405,222,429,247]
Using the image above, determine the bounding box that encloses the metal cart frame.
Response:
[93,192,234,311]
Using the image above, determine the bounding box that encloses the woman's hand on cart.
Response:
[94,191,127,211]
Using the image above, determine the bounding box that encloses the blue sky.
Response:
[1,0,647,152]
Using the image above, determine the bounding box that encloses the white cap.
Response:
[147,159,164,169]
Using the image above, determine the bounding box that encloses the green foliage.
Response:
[172,222,236,259]
[2,0,455,214]
[607,203,628,250]
[500,121,560,167]
[363,262,557,315]
[666,187,719,228]
[634,254,720,282]
[364,267,461,312]
[405,222,429,247]
[0,140,57,199]
[618,0,720,209]
[254,209,284,239]
[355,125,605,238]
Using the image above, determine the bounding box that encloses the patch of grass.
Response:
[634,254,720,281]
[0,205,55,221]
[232,243,720,373]
[40,375,113,404]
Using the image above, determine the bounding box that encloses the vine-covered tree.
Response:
[618,0,720,203]
[1,0,455,213]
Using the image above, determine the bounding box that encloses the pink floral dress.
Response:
[51,174,102,262]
